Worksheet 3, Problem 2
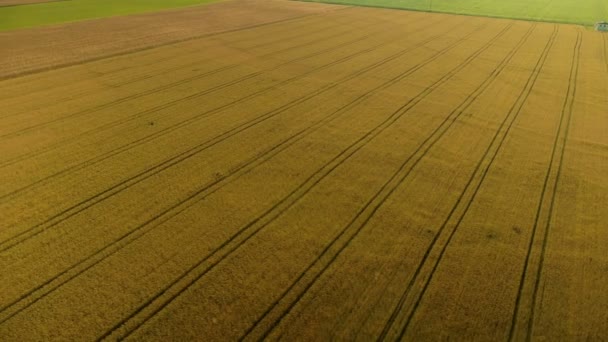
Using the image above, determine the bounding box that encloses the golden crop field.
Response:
[1,0,607,340]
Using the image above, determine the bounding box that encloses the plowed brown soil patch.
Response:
[0,1,607,340]
[0,0,343,79]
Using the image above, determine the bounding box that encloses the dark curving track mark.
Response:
[0,17,464,326]
[508,30,581,342]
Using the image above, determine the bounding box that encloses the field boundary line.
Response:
[508,30,582,342]
[0,16,466,324]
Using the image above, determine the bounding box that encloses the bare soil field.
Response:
[0,0,342,79]
[0,1,607,340]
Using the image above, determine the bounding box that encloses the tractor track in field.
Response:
[346,21,539,340]
[99,20,499,340]
[0,28,382,197]
[242,21,518,341]
[0,11,353,101]
[0,24,377,167]
[0,19,377,140]
[382,24,559,341]
[509,30,581,342]
[0,16,475,324]
[0,9,392,112]
[0,13,434,169]
[0,15,352,119]
[0,5,357,82]
[0,39,379,247]
[2,3,606,340]
[0,14,455,250]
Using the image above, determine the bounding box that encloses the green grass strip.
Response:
[297,0,608,26]
[0,0,219,31]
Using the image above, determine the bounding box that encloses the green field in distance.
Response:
[301,0,608,25]
[0,0,218,31]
